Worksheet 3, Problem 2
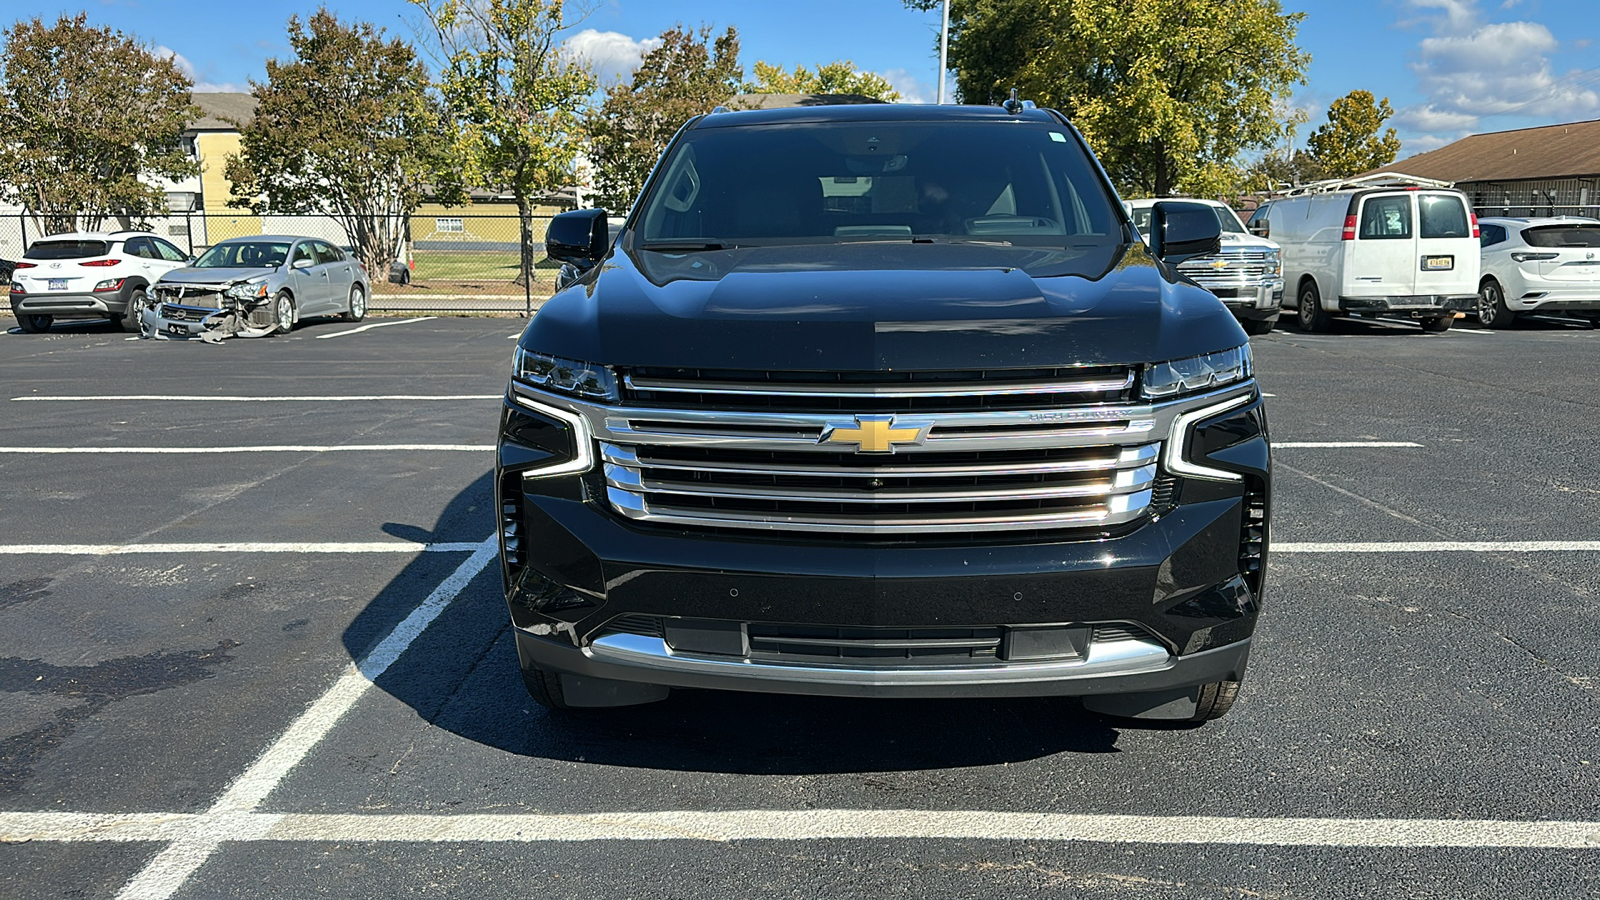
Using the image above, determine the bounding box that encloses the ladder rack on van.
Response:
[1272,172,1455,197]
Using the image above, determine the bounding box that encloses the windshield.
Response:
[25,240,109,260]
[636,120,1121,250]
[1214,205,1248,234]
[1129,204,1245,237]
[194,241,290,268]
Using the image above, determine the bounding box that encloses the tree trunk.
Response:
[514,195,533,288]
[1153,143,1172,197]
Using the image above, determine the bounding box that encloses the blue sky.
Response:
[22,0,1600,162]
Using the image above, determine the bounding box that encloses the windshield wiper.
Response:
[912,237,1014,246]
[641,241,736,252]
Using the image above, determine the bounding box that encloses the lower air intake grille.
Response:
[748,624,1003,664]
[1240,481,1268,592]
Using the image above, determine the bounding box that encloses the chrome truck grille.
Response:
[1176,249,1277,290]
[512,371,1253,539]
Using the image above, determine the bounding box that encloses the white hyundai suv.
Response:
[8,231,192,333]
[1477,216,1600,328]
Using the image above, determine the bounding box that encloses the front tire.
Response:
[520,666,572,710]
[119,287,147,333]
[1190,680,1241,721]
[1241,318,1275,336]
[1296,282,1331,332]
[1421,315,1454,333]
[16,313,52,334]
[1477,279,1515,329]
[342,284,367,322]
[271,292,295,336]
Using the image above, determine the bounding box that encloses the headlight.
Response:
[224,280,269,300]
[1142,344,1252,400]
[512,347,618,402]
[1266,249,1282,276]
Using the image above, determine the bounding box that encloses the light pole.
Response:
[937,0,950,104]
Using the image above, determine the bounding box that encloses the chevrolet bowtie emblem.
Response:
[1209,259,1229,269]
[822,415,930,453]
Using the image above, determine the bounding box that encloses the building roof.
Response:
[1371,118,1600,183]
[190,92,257,131]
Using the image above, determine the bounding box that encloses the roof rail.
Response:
[1272,172,1455,197]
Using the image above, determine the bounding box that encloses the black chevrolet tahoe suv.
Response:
[498,102,1270,722]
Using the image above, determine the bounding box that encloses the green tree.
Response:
[226,9,446,278]
[412,0,595,284]
[1305,89,1401,179]
[908,0,1310,198]
[1244,148,1324,192]
[587,26,742,212]
[0,14,198,234]
[746,60,900,101]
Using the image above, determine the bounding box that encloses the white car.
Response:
[1476,217,1600,328]
[1127,198,1283,334]
[8,231,192,333]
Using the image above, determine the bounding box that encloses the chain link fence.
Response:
[1,211,561,314]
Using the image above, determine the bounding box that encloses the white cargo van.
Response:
[1263,175,1480,333]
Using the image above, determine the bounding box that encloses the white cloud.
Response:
[563,29,663,86]
[155,45,246,93]
[881,67,932,104]
[1395,1,1600,148]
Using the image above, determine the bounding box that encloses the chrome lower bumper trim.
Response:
[582,631,1172,686]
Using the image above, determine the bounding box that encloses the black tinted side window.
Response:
[1479,224,1506,247]
[1359,196,1412,240]
[313,242,342,265]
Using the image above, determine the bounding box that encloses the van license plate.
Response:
[48,279,67,290]
[1423,256,1454,271]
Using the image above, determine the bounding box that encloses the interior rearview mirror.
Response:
[1150,201,1223,265]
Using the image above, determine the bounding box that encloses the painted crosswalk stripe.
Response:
[0,541,484,555]
[11,394,500,402]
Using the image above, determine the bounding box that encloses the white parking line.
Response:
[1271,441,1423,448]
[110,537,498,900]
[0,444,493,454]
[1278,541,1600,553]
[11,395,501,402]
[0,541,485,556]
[314,317,435,339]
[4,809,1596,850]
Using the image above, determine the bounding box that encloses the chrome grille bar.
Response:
[625,372,1133,398]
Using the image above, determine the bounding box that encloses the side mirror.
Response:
[546,208,610,271]
[292,258,313,271]
[1247,222,1270,239]
[1150,201,1222,265]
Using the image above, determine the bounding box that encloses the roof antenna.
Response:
[1003,88,1023,115]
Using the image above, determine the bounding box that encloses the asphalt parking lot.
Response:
[2,311,1598,899]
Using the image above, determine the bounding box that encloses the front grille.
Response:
[580,371,1168,538]
[748,624,1002,664]
[595,614,665,639]
[603,440,1158,536]
[1177,250,1278,289]
[159,303,214,322]
[623,366,1135,412]
[498,473,526,573]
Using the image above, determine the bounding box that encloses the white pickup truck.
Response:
[1128,198,1284,335]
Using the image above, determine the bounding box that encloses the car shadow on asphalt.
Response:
[344,475,1140,775]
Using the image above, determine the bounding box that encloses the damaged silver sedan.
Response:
[143,235,371,341]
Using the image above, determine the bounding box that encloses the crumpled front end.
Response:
[147,283,278,341]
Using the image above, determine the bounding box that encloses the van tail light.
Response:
[1469,212,1480,238]
[79,259,120,267]
[1341,215,1357,241]
[13,262,37,269]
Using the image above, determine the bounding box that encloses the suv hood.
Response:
[526,241,1246,371]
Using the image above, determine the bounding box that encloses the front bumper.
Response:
[10,286,132,318]
[1339,294,1477,315]
[496,384,1271,702]
[147,303,224,340]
